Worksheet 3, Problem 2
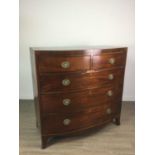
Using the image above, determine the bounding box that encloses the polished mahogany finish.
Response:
[39,68,124,92]
[40,86,122,113]
[42,104,118,135]
[30,46,127,149]
[93,51,126,69]
[38,55,91,73]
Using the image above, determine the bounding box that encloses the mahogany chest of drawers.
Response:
[30,47,127,148]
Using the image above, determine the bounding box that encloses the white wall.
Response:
[19,0,135,101]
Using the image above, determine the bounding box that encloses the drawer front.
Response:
[40,86,122,113]
[40,68,124,93]
[93,52,126,69]
[38,54,91,73]
[42,104,119,134]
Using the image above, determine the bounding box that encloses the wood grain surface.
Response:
[30,47,127,148]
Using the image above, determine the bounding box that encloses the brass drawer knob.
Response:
[107,90,113,96]
[63,99,71,106]
[109,58,115,64]
[61,61,70,69]
[108,74,114,80]
[62,79,71,86]
[106,108,112,114]
[63,119,71,125]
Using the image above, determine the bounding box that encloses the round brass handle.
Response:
[108,74,114,80]
[61,61,70,69]
[62,79,71,86]
[109,58,115,64]
[107,90,113,97]
[63,119,71,125]
[63,99,71,106]
[106,108,112,114]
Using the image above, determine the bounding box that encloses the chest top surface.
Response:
[30,46,127,51]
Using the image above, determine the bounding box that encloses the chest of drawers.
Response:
[30,47,127,148]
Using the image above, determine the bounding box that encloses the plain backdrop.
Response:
[19,0,135,101]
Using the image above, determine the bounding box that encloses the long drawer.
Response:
[39,68,124,93]
[42,104,120,135]
[40,86,122,113]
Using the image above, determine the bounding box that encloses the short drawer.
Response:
[42,104,118,135]
[93,52,126,69]
[40,86,122,113]
[37,54,91,73]
[39,68,124,93]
